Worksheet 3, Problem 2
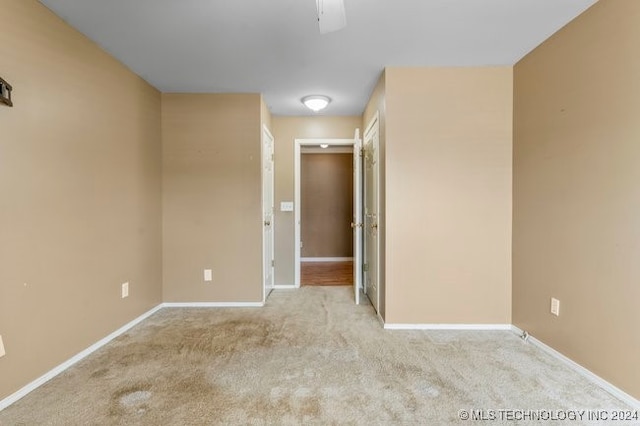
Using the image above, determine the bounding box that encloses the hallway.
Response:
[301,261,353,286]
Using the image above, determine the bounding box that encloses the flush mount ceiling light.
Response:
[302,95,331,112]
[320,144,329,149]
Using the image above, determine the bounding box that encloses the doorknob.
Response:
[264,220,271,226]
[371,223,378,229]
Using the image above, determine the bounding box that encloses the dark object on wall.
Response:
[0,77,13,107]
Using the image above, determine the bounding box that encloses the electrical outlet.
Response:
[0,335,6,358]
[204,269,213,282]
[550,297,560,316]
[121,282,129,299]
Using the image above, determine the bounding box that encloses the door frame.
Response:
[294,138,359,288]
[262,125,275,303]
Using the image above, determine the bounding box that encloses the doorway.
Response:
[294,134,362,303]
[300,146,353,286]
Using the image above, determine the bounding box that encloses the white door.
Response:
[363,115,380,314]
[262,126,275,301]
[352,129,362,304]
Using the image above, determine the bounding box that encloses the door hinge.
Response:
[363,263,368,272]
[271,153,274,161]
[360,148,365,157]
[271,259,275,267]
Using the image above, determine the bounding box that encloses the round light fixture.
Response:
[302,95,331,112]
[320,144,329,149]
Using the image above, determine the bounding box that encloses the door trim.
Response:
[364,111,379,138]
[294,138,357,288]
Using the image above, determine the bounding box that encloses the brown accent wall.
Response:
[384,67,513,324]
[162,94,263,303]
[0,0,162,400]
[513,0,640,399]
[301,153,353,258]
[271,116,361,285]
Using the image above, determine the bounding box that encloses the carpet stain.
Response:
[0,287,634,425]
[109,384,152,417]
[172,372,214,396]
[390,361,424,380]
[202,319,282,355]
[115,342,168,367]
[296,394,322,418]
[414,381,440,397]
[120,390,151,405]
[89,367,109,378]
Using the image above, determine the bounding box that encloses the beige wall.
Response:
[162,94,263,303]
[362,72,387,318]
[301,153,353,258]
[0,0,162,400]
[271,116,361,285]
[4,0,635,406]
[383,67,513,324]
[513,0,640,399]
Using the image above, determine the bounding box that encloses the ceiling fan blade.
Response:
[316,0,347,34]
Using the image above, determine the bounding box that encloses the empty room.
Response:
[1,0,638,424]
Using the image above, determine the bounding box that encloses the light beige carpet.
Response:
[0,287,634,425]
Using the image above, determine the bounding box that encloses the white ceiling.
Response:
[39,0,597,116]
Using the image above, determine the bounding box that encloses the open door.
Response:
[262,126,275,301]
[363,115,380,314]
[352,129,363,304]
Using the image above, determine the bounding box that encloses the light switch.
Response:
[280,201,294,212]
[204,269,213,282]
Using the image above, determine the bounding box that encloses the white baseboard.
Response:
[301,257,353,262]
[511,326,639,410]
[0,304,163,411]
[384,323,513,330]
[273,285,296,289]
[162,302,264,308]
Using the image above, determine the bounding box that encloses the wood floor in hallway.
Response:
[301,261,353,286]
